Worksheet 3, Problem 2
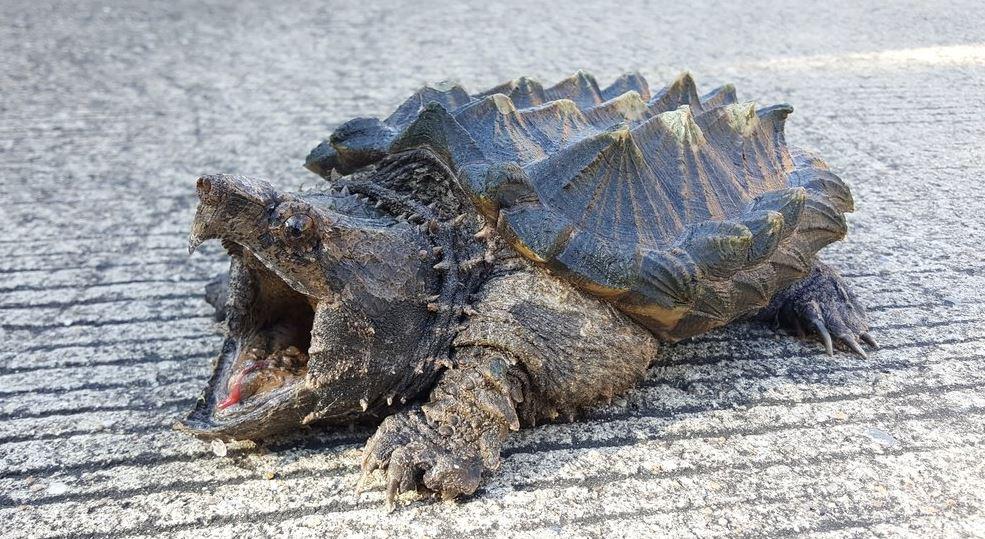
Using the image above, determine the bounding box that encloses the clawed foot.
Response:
[357,409,483,510]
[765,263,878,358]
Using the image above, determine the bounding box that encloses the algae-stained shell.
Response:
[307,72,853,341]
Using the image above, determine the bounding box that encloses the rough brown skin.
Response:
[179,72,878,509]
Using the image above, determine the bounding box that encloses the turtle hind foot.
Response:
[760,262,878,358]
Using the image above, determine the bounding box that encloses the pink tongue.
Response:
[217,363,261,410]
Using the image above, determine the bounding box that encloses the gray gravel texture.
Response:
[2,0,984,537]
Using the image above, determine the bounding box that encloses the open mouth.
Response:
[180,174,330,439]
[214,250,316,412]
[180,243,320,439]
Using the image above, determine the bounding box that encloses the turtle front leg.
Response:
[757,260,877,357]
[358,268,660,508]
[358,349,526,509]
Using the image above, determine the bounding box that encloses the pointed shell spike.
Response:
[657,105,705,145]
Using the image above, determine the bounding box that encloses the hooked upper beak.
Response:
[187,206,215,255]
[187,174,278,255]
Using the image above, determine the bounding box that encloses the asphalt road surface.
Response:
[2,1,984,537]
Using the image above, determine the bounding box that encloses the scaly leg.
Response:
[358,268,661,508]
[358,347,526,508]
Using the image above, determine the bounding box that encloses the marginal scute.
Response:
[688,280,735,325]
[798,198,849,252]
[306,82,472,175]
[497,205,572,264]
[327,117,397,174]
[731,267,775,307]
[552,231,639,294]
[789,146,831,172]
[304,140,339,177]
[631,248,699,308]
[749,187,807,238]
[680,220,754,279]
[790,168,854,213]
[771,242,816,282]
[741,210,785,263]
[309,71,855,341]
[477,162,539,212]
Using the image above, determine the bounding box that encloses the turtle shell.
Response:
[307,71,853,342]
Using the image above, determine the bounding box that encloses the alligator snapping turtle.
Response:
[180,71,876,507]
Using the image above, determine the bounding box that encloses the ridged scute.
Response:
[307,71,855,341]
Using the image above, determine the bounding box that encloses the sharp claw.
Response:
[361,449,381,473]
[811,321,833,355]
[360,444,374,469]
[841,335,868,359]
[385,476,400,512]
[355,468,373,496]
[861,332,879,348]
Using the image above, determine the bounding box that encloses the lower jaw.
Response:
[179,336,317,441]
[179,337,382,440]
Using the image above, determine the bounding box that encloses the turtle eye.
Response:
[282,214,315,240]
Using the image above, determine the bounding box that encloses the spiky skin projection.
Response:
[181,71,877,508]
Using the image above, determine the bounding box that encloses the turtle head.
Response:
[180,174,444,440]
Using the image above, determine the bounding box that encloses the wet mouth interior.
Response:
[218,254,315,412]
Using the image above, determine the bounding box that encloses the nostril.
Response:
[197,176,212,195]
[197,176,224,204]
